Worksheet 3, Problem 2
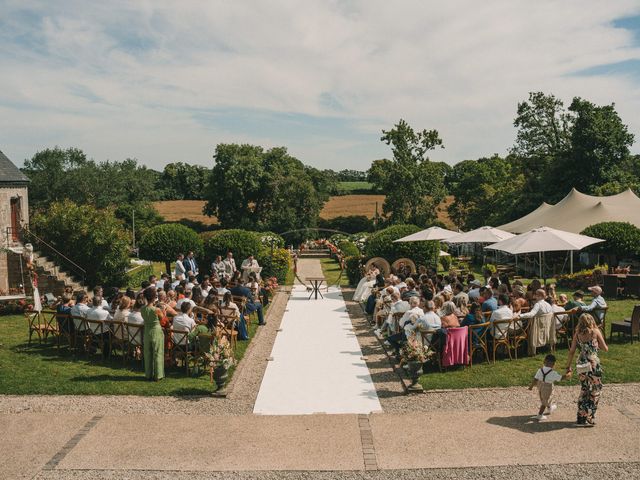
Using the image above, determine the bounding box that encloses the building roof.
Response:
[0,150,29,185]
[498,188,640,233]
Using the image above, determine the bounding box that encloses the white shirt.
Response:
[174,259,186,279]
[399,306,424,328]
[71,303,90,329]
[175,298,196,311]
[217,287,230,296]
[534,366,562,384]
[519,299,553,319]
[127,310,144,345]
[112,308,129,339]
[156,279,165,291]
[86,306,112,334]
[490,305,514,338]
[552,304,567,328]
[172,313,196,345]
[416,311,442,330]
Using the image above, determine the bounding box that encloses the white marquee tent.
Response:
[498,188,640,234]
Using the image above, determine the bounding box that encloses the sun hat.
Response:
[588,286,602,296]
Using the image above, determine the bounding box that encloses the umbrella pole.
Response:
[570,250,574,274]
[539,251,542,279]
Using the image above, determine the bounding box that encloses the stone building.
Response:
[0,150,30,295]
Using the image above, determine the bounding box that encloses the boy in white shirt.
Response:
[528,354,571,421]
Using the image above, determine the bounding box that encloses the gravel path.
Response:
[31,463,640,480]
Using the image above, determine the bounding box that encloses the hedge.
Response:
[258,248,290,283]
[338,240,360,258]
[582,222,640,259]
[346,256,362,286]
[201,229,263,267]
[364,224,439,266]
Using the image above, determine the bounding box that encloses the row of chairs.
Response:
[25,308,241,375]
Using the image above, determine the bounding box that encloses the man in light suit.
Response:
[174,253,186,280]
[222,251,237,280]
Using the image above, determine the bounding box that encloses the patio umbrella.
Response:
[393,226,459,243]
[485,226,604,276]
[393,226,459,270]
[446,225,516,265]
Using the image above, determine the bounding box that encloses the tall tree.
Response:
[369,120,446,225]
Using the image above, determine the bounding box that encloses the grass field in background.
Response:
[336,181,373,193]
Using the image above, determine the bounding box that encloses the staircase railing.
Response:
[21,225,87,287]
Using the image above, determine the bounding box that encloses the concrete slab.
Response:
[371,406,640,469]
[57,414,364,471]
[0,414,91,480]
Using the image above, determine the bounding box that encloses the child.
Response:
[528,354,571,420]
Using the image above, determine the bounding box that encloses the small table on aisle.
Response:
[306,277,325,300]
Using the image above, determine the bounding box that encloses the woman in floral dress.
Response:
[564,313,608,426]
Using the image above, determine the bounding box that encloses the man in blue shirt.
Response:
[481,287,498,313]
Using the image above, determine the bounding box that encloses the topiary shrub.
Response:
[364,224,439,266]
[581,222,640,263]
[258,231,285,249]
[29,200,130,288]
[201,229,263,268]
[338,240,360,258]
[138,223,203,275]
[257,248,290,283]
[345,256,363,286]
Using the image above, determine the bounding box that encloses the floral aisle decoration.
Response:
[205,336,236,390]
[401,334,429,386]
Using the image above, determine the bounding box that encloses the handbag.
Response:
[576,362,592,374]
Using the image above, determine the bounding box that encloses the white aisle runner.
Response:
[254,284,381,415]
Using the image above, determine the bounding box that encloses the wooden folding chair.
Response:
[54,312,74,350]
[127,323,144,367]
[232,295,250,325]
[593,307,608,334]
[511,317,531,359]
[416,326,441,371]
[554,310,575,348]
[468,322,489,366]
[107,320,128,362]
[26,311,47,345]
[491,319,513,362]
[85,318,107,358]
[217,311,238,352]
[71,315,91,356]
[40,309,59,343]
[170,327,191,374]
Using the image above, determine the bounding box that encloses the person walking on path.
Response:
[528,354,571,421]
[564,313,608,426]
[142,287,165,381]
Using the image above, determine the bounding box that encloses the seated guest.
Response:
[549,296,567,328]
[93,286,111,311]
[220,291,248,340]
[511,285,528,313]
[365,274,386,315]
[354,263,380,302]
[408,300,441,345]
[201,290,220,329]
[545,283,558,303]
[186,274,197,291]
[517,288,552,321]
[376,291,409,337]
[156,291,178,327]
[127,294,146,347]
[386,296,423,355]
[564,290,586,311]
[453,294,469,317]
[165,290,178,309]
[230,276,265,326]
[580,286,607,325]
[200,276,213,296]
[172,302,197,346]
[461,303,483,328]
[481,288,498,314]
[191,286,205,306]
[71,292,90,331]
[401,278,419,301]
[489,293,514,337]
[440,301,460,328]
[211,255,225,280]
[175,289,196,311]
[453,283,468,305]
[498,274,512,294]
[467,280,482,302]
[246,272,261,299]
[156,273,170,292]
[241,254,261,282]
[86,295,113,357]
[557,293,568,307]
[488,277,500,295]
[56,293,74,338]
[422,278,436,301]
[217,278,231,297]
[433,295,445,317]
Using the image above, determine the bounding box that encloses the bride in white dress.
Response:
[353,263,380,302]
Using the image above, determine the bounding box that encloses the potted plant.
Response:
[401,334,428,387]
[205,337,235,391]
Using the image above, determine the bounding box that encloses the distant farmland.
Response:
[153,194,454,227]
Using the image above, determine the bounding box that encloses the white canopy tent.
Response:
[446,226,515,244]
[485,226,604,276]
[394,226,459,270]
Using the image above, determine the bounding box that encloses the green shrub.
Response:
[258,231,285,249]
[138,223,203,274]
[556,264,608,290]
[345,256,363,286]
[482,263,497,276]
[29,200,130,288]
[338,240,360,257]
[582,222,640,260]
[125,264,154,289]
[364,224,439,266]
[318,215,374,234]
[258,248,290,283]
[440,254,452,272]
[201,229,263,268]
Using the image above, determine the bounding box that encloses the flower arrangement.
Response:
[205,336,235,370]
[401,334,429,363]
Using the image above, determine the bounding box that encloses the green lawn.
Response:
[336,181,373,193]
[0,310,263,396]
[320,257,350,287]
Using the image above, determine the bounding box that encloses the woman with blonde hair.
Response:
[564,313,608,426]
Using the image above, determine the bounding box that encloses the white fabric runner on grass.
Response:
[254,283,381,415]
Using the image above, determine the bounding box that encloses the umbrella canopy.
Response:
[439,250,451,257]
[446,226,515,244]
[394,226,460,243]
[485,226,604,254]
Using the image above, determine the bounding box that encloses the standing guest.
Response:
[241,254,261,282]
[580,286,608,325]
[222,252,237,280]
[174,253,186,280]
[142,287,164,381]
[211,255,225,279]
[86,296,113,357]
[183,251,198,277]
[71,292,90,331]
[564,313,608,426]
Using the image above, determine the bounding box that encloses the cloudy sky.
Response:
[2,1,640,171]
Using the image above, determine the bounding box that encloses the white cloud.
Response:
[1,0,640,169]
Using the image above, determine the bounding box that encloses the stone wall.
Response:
[0,185,28,293]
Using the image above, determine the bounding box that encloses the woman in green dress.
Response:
[142,287,165,381]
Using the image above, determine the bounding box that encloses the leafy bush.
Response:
[257,248,290,283]
[138,223,203,275]
[581,222,640,259]
[29,200,130,288]
[258,231,285,249]
[318,215,374,234]
[201,229,263,267]
[338,240,360,258]
[482,263,497,276]
[440,254,451,272]
[364,224,439,266]
[556,264,608,290]
[346,256,363,286]
[126,264,154,289]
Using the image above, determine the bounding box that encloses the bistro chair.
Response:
[468,322,489,366]
[624,275,640,298]
[127,323,144,367]
[610,305,640,343]
[170,327,192,374]
[217,310,239,351]
[511,317,530,359]
[107,320,128,363]
[491,319,513,363]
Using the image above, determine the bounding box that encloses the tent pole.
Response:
[570,251,574,275]
[539,251,542,279]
